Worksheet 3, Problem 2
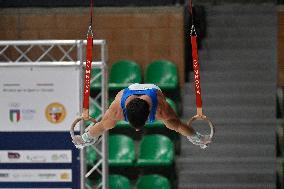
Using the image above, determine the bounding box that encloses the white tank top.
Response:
[128,83,161,91]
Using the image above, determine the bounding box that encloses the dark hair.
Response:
[126,98,150,130]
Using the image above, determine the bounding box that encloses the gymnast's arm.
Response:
[157,92,195,137]
[87,94,122,138]
[87,105,117,138]
[157,92,211,147]
[72,92,123,148]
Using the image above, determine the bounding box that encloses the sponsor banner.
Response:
[0,150,72,163]
[0,169,72,182]
[0,66,80,131]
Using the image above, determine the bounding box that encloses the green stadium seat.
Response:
[109,135,135,166]
[109,60,142,90]
[166,98,177,113]
[86,146,97,167]
[136,174,171,189]
[97,175,131,189]
[109,175,131,189]
[137,134,174,166]
[144,120,164,129]
[144,60,178,90]
[115,120,131,129]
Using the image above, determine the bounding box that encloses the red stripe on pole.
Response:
[83,36,93,109]
[191,36,202,108]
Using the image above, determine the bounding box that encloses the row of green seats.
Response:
[90,59,178,92]
[87,134,174,167]
[87,174,171,189]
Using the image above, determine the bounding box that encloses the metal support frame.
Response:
[0,40,108,189]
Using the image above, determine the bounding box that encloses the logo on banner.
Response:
[9,109,20,122]
[8,152,20,159]
[38,173,56,179]
[27,155,47,163]
[60,172,70,180]
[51,153,69,162]
[0,173,9,178]
[45,102,66,124]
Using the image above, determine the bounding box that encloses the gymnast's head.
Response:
[126,98,150,131]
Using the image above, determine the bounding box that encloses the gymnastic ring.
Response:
[187,114,215,140]
[70,116,97,140]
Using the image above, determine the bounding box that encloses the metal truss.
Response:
[0,40,109,189]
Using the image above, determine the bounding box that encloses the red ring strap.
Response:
[191,35,202,108]
[82,0,94,113]
[189,0,202,109]
[83,36,93,110]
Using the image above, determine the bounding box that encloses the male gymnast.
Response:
[72,83,211,148]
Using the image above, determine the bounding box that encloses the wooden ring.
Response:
[70,116,97,140]
[187,114,215,140]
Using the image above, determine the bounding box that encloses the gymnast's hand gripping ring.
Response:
[70,116,97,146]
[187,114,215,145]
